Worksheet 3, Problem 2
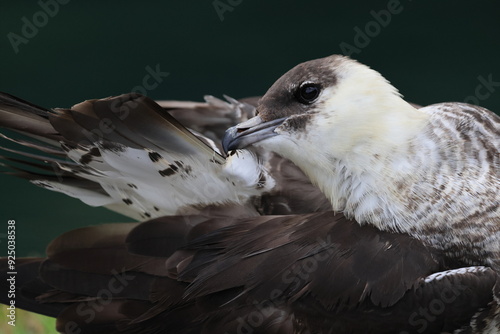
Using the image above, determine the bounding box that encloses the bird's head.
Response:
[223,55,429,214]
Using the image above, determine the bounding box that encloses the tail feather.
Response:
[0,258,69,318]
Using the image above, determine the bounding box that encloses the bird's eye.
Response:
[295,82,321,104]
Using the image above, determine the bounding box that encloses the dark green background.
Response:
[1,1,499,256]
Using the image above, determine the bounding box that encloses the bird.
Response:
[0,55,499,333]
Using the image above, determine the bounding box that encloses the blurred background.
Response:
[0,1,499,332]
[1,0,499,271]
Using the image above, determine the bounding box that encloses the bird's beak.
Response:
[222,115,287,154]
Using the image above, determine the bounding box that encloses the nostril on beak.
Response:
[236,127,249,133]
